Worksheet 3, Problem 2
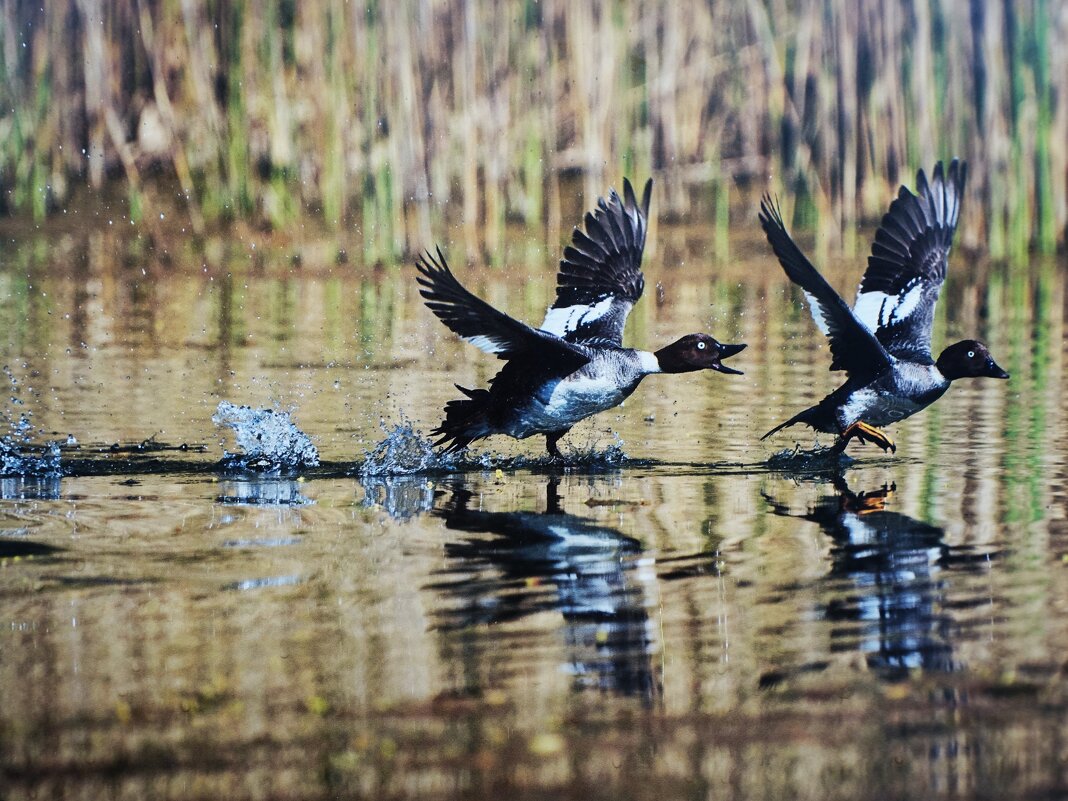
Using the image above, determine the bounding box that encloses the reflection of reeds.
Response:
[0,1,1066,258]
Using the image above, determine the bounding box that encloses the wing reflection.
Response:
[431,477,659,700]
[767,476,960,677]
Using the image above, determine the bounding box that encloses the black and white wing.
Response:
[853,160,967,364]
[759,196,892,380]
[539,178,652,347]
[416,248,590,370]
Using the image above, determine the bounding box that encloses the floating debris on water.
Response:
[213,401,319,475]
[104,434,207,455]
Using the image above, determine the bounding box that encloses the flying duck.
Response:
[416,178,746,458]
[759,159,1008,454]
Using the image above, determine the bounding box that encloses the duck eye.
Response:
[967,350,975,358]
[697,341,706,350]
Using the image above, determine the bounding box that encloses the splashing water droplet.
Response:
[212,401,319,474]
[0,368,62,477]
[359,421,455,477]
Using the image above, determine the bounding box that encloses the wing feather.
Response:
[540,178,651,347]
[758,195,892,379]
[416,248,590,371]
[854,159,967,362]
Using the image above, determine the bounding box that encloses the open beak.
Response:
[712,342,746,375]
[986,358,1009,379]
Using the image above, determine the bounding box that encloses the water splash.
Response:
[0,438,62,478]
[359,422,630,477]
[212,401,319,474]
[766,444,852,472]
[0,368,63,478]
[359,421,457,476]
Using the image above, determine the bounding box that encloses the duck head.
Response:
[936,340,1009,380]
[654,334,746,375]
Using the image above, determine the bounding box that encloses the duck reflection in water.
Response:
[766,475,974,678]
[430,477,659,701]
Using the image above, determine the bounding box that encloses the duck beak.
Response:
[985,358,1009,379]
[712,342,746,375]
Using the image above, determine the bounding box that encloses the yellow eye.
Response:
[697,341,706,350]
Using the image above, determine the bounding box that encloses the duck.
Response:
[416,178,746,459]
[759,159,1008,454]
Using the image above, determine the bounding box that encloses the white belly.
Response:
[504,358,646,438]
[836,364,947,429]
[507,379,631,437]
[837,388,925,428]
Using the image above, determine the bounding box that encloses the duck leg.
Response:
[834,421,896,454]
[545,430,569,460]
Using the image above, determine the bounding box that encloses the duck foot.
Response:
[545,430,568,461]
[834,421,896,454]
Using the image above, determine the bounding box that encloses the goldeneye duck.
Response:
[758,159,1008,454]
[416,178,746,459]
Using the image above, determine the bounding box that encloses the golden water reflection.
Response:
[0,227,1066,800]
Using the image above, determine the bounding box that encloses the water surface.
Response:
[1,224,1065,800]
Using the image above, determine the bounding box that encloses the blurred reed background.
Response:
[0,0,1065,262]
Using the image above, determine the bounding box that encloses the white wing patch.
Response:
[852,291,890,332]
[463,334,509,355]
[853,281,925,333]
[803,291,832,335]
[540,295,616,337]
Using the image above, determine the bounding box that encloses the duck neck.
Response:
[934,352,959,381]
[639,350,664,375]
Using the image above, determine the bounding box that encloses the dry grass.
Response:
[0,0,1065,259]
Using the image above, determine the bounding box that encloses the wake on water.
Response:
[0,370,633,485]
[358,420,630,477]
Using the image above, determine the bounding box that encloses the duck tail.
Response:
[432,385,493,453]
[761,407,820,441]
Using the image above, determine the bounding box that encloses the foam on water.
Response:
[212,401,320,474]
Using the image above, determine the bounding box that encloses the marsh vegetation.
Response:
[2,0,1066,261]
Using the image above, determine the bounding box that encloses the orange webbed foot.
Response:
[836,421,896,454]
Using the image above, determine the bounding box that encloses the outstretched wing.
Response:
[853,159,967,363]
[758,195,892,379]
[540,178,652,347]
[416,248,590,370]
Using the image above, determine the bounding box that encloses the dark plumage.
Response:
[759,160,1008,454]
[416,178,746,458]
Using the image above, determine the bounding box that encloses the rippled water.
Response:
[1,223,1065,800]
